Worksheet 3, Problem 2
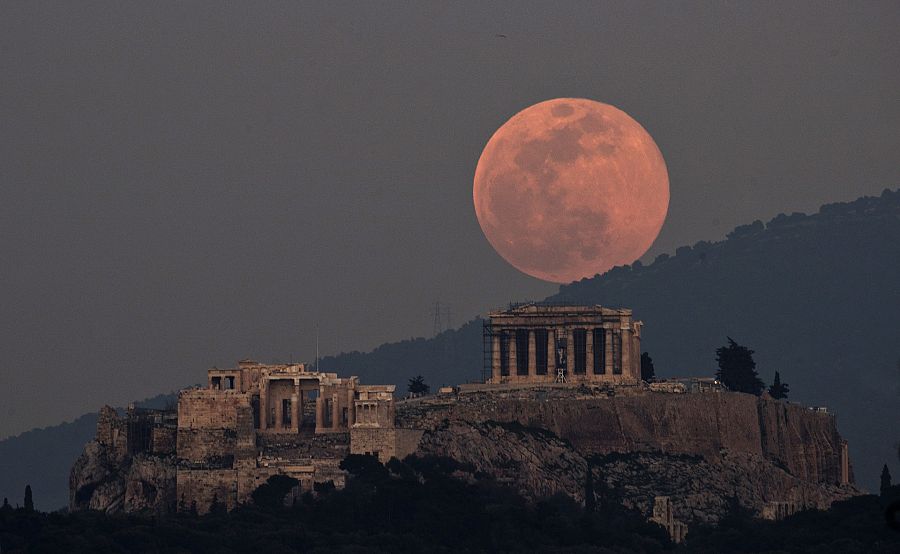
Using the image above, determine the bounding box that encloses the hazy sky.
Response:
[1,1,898,439]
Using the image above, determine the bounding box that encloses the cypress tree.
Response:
[882,464,893,495]
[640,352,656,382]
[768,371,790,399]
[24,484,34,512]
[715,338,765,395]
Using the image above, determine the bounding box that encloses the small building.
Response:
[484,304,642,385]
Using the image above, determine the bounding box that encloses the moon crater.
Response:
[473,98,669,283]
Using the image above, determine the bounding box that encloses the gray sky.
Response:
[1,1,898,439]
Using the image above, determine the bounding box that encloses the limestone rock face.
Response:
[70,389,860,524]
[400,389,860,524]
[69,407,177,514]
[417,420,588,502]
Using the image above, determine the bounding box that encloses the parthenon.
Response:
[485,304,642,384]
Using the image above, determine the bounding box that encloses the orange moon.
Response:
[473,98,669,283]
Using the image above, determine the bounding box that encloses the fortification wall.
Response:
[177,389,246,429]
[350,428,423,462]
[176,468,237,513]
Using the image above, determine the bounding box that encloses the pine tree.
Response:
[1,497,10,511]
[24,484,34,512]
[768,371,790,399]
[715,337,765,395]
[881,464,893,495]
[407,375,430,396]
[640,352,656,382]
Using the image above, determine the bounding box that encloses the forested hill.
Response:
[323,188,900,490]
[547,189,900,492]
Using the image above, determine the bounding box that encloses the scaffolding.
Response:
[482,320,494,384]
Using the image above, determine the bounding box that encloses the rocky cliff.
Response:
[71,388,859,524]
[69,406,177,514]
[398,387,859,524]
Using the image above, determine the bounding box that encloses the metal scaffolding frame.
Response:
[482,319,494,384]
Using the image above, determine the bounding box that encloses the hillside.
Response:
[324,188,900,491]
[2,189,897,508]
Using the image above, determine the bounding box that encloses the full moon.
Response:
[473,98,669,283]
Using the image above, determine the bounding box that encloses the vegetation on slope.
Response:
[2,456,898,553]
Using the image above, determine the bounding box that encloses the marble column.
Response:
[621,327,631,378]
[527,330,537,379]
[331,393,341,430]
[346,388,356,427]
[315,387,325,432]
[605,329,614,375]
[548,330,556,376]
[509,330,518,379]
[291,380,300,432]
[586,328,594,376]
[492,335,501,383]
[259,382,268,430]
[274,391,283,430]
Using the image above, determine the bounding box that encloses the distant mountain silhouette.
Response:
[2,189,897,508]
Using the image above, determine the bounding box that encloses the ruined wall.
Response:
[124,454,177,513]
[176,468,238,513]
[177,389,244,428]
[70,407,177,514]
[151,427,176,455]
[350,428,423,463]
[176,390,252,467]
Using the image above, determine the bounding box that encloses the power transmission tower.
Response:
[443,305,452,331]
[431,301,444,336]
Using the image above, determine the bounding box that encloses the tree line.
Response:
[640,337,790,399]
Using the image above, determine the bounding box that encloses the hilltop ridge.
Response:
[2,189,897,509]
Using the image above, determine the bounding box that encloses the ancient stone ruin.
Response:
[486,304,642,384]
[70,305,860,529]
[71,360,421,514]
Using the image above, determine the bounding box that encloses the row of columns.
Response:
[492,327,628,381]
[261,379,358,433]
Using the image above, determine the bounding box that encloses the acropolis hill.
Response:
[70,305,859,529]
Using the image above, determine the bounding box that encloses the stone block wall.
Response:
[178,389,245,429]
[350,428,424,463]
[176,429,236,467]
[176,468,238,514]
[151,427,176,455]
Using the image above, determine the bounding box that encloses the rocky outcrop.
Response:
[417,420,588,502]
[69,406,177,514]
[400,388,860,524]
[71,388,860,524]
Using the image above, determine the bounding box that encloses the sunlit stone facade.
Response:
[486,304,642,385]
